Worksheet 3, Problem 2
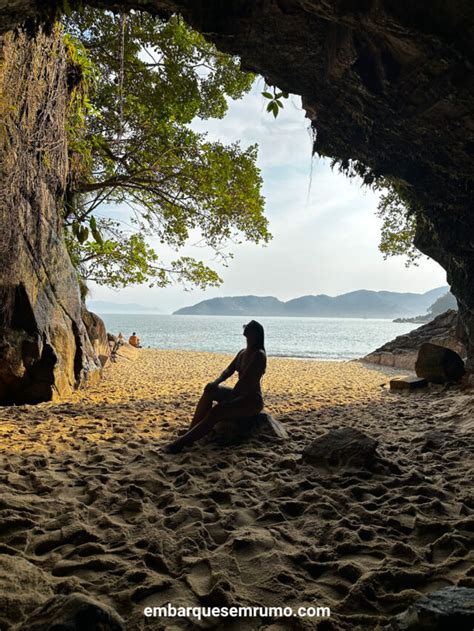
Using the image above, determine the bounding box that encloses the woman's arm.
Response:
[207,351,242,387]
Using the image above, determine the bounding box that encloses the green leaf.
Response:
[261,91,273,99]
[91,226,103,245]
[78,226,89,243]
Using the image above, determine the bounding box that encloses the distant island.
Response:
[393,291,457,323]
[173,286,449,319]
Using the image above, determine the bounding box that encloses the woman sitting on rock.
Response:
[165,320,266,453]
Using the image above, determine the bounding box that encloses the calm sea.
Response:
[97,314,415,361]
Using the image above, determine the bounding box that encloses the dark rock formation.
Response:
[212,412,289,446]
[19,592,125,631]
[385,586,474,631]
[0,26,101,404]
[363,310,466,371]
[415,342,466,384]
[302,427,378,468]
[0,1,473,374]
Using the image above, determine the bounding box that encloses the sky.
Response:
[88,80,446,314]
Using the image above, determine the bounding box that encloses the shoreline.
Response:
[131,347,371,362]
[113,344,416,365]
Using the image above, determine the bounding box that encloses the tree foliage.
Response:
[375,181,421,267]
[63,9,270,289]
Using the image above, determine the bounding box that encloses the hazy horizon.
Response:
[88,80,447,313]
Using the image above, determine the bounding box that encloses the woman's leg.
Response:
[190,390,213,428]
[167,394,263,452]
[190,385,233,428]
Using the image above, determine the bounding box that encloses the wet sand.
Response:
[0,349,472,629]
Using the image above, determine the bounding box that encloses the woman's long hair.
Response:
[247,320,265,351]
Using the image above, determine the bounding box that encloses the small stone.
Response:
[19,592,125,631]
[0,554,53,628]
[390,376,428,390]
[302,427,378,469]
[385,586,474,630]
[420,430,448,451]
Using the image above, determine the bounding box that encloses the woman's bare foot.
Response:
[163,441,184,454]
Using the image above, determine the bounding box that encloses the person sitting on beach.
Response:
[128,332,141,348]
[165,320,267,454]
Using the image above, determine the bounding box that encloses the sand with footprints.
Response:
[0,349,472,629]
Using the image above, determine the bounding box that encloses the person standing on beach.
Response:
[165,320,267,453]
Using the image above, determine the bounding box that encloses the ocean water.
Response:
[98,314,416,361]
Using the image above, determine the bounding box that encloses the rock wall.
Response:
[0,26,101,404]
[0,0,473,372]
[362,310,467,371]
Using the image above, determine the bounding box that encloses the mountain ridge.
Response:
[173,286,449,318]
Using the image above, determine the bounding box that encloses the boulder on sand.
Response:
[81,307,110,367]
[115,343,140,361]
[415,342,465,383]
[385,586,474,630]
[302,427,378,469]
[19,592,125,631]
[212,412,288,446]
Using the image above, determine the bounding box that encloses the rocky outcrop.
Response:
[0,0,473,375]
[0,26,101,404]
[363,310,466,371]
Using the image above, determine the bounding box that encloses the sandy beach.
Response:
[0,349,472,629]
